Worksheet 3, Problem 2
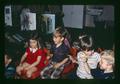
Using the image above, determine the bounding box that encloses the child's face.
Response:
[53,33,64,45]
[85,50,94,56]
[99,58,108,70]
[29,39,38,48]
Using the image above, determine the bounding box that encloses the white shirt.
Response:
[30,47,38,53]
[76,51,100,79]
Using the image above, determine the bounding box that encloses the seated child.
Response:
[16,32,46,78]
[5,51,15,79]
[89,50,114,79]
[55,28,71,48]
[41,27,69,79]
[70,35,100,79]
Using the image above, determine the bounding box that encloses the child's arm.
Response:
[69,55,78,64]
[84,62,91,74]
[19,52,27,66]
[84,61,94,79]
[5,58,12,67]
[46,54,53,60]
[77,51,92,75]
[25,56,41,70]
[54,58,68,69]
[83,58,91,75]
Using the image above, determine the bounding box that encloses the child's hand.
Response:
[19,63,22,66]
[46,56,51,60]
[79,52,88,62]
[24,67,30,71]
[72,59,77,63]
[81,57,87,63]
[53,63,61,69]
[69,55,77,63]
[69,55,73,60]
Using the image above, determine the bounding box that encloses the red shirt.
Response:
[25,47,46,70]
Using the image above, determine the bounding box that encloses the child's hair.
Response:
[54,27,71,47]
[5,49,13,60]
[4,49,15,67]
[78,34,93,51]
[54,27,67,38]
[5,54,11,60]
[28,32,44,49]
[101,50,114,66]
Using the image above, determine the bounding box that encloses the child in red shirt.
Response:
[16,33,46,78]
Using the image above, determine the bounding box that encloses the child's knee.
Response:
[16,66,21,72]
[26,71,32,78]
[16,66,23,75]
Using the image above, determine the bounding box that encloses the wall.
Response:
[85,5,114,28]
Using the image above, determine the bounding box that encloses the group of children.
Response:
[16,27,70,79]
[5,27,114,79]
[68,35,114,79]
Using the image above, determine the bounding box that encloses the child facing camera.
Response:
[16,32,46,78]
[41,27,69,79]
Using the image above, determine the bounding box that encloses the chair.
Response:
[61,47,78,76]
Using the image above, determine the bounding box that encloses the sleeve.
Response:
[50,45,54,54]
[90,69,97,78]
[26,48,29,52]
[94,52,101,62]
[90,68,101,78]
[25,47,29,55]
[37,49,43,57]
[64,45,70,58]
[77,51,85,62]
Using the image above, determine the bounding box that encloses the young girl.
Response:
[16,32,46,78]
[70,34,101,79]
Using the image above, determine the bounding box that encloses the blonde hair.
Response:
[54,27,67,38]
[101,50,114,65]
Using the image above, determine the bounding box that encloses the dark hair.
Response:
[5,49,13,60]
[5,53,11,60]
[28,32,44,49]
[79,35,93,51]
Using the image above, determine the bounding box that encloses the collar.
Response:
[30,47,38,53]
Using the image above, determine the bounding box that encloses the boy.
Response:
[41,27,69,79]
[83,50,114,79]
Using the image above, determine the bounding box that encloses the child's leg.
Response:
[22,62,30,69]
[16,62,30,75]
[16,66,24,75]
[51,65,64,79]
[41,64,54,79]
[26,67,37,78]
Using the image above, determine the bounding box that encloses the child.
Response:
[41,27,69,79]
[88,50,114,79]
[70,35,100,79]
[55,27,71,48]
[5,51,16,79]
[16,32,46,78]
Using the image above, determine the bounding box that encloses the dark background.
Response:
[0,0,120,84]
